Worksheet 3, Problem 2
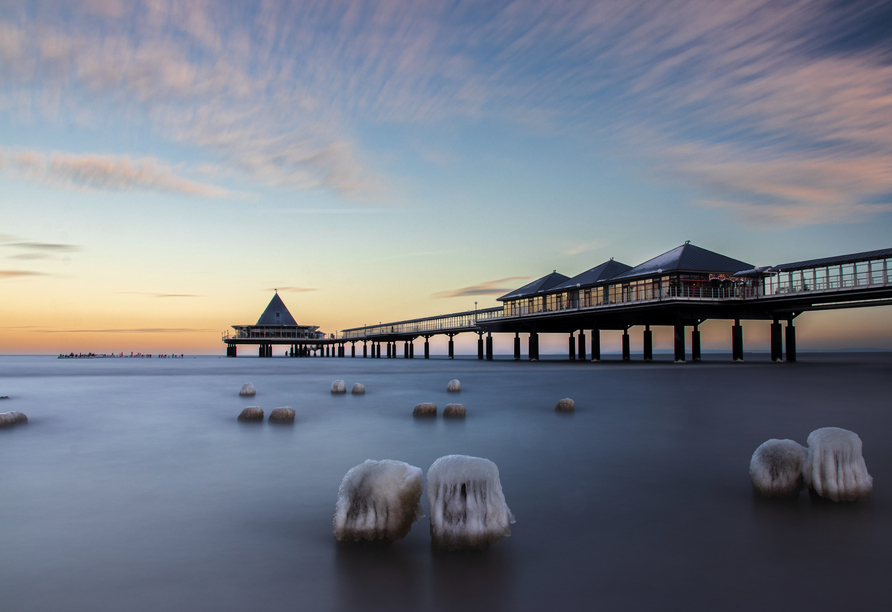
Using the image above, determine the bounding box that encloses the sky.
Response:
[1,0,891,355]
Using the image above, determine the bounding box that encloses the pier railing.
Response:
[342,307,503,339]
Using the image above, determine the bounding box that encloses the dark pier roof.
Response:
[498,271,570,301]
[611,242,752,282]
[256,292,298,326]
[552,259,633,291]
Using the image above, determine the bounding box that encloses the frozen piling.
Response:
[447,379,461,392]
[238,407,264,422]
[269,407,295,423]
[239,383,256,397]
[426,455,515,550]
[413,403,437,417]
[443,404,466,418]
[555,398,575,412]
[333,459,424,542]
[804,427,873,501]
[351,383,365,394]
[331,380,346,394]
[749,439,807,498]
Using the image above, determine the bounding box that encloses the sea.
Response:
[1,352,890,612]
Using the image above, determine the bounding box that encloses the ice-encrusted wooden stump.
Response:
[268,407,295,423]
[351,383,365,394]
[239,383,256,397]
[555,398,575,412]
[749,439,807,498]
[331,380,346,394]
[413,403,437,417]
[804,427,873,502]
[237,407,264,422]
[447,379,461,392]
[333,459,424,542]
[443,404,466,418]
[426,455,515,550]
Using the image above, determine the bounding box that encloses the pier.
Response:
[336,243,892,362]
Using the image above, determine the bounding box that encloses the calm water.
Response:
[1,353,890,611]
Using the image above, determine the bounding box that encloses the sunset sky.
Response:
[1,0,891,355]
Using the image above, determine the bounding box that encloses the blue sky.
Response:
[1,0,890,353]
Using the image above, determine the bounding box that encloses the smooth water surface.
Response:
[1,354,890,611]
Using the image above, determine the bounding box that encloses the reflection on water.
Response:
[1,353,891,611]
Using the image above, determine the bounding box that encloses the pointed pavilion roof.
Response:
[255,292,298,326]
[498,271,571,301]
[551,259,633,292]
[610,242,752,282]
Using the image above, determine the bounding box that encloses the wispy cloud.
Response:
[563,240,609,256]
[1,1,891,224]
[368,250,450,263]
[31,327,215,333]
[0,269,50,278]
[0,147,243,198]
[118,292,203,298]
[433,276,531,298]
[265,287,317,293]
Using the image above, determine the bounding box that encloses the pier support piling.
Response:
[643,326,653,361]
[692,323,701,361]
[409,341,414,358]
[591,329,600,362]
[674,324,686,363]
[513,333,521,360]
[448,335,455,359]
[578,332,586,361]
[424,337,430,359]
[732,319,743,362]
[569,333,576,361]
[622,329,631,361]
[477,333,484,360]
[770,319,783,362]
[529,332,539,361]
[786,318,797,363]
[404,342,409,359]
[363,342,367,358]
[486,333,493,361]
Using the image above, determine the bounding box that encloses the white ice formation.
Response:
[239,383,256,397]
[331,380,346,394]
[269,407,295,423]
[555,398,575,412]
[413,403,437,417]
[238,406,264,422]
[426,455,515,550]
[10,411,27,424]
[804,427,873,501]
[0,412,16,427]
[443,404,466,418]
[333,459,424,542]
[749,439,807,498]
[351,383,365,394]
[447,379,461,392]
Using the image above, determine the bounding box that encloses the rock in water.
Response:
[239,383,256,397]
[555,398,575,412]
[804,427,873,501]
[238,407,264,422]
[413,403,437,417]
[351,383,365,395]
[269,407,295,423]
[749,439,807,498]
[447,379,461,392]
[443,404,466,418]
[9,411,27,424]
[333,459,424,542]
[0,413,15,427]
[426,455,515,550]
[331,380,346,394]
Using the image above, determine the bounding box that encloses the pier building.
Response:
[222,292,334,357]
